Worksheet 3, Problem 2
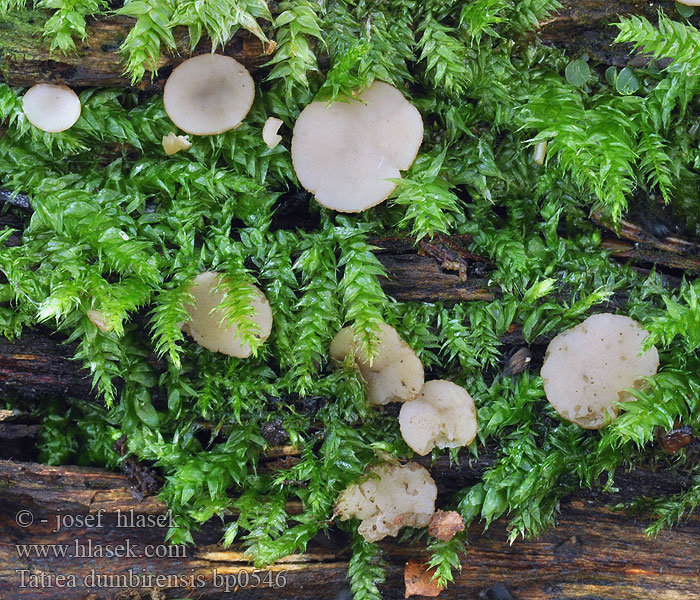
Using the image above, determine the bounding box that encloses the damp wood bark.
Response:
[0,459,699,599]
[0,0,687,89]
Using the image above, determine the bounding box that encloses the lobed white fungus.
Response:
[163,54,255,136]
[291,81,424,212]
[399,380,478,456]
[262,117,284,149]
[540,313,660,429]
[22,84,81,133]
[335,462,437,542]
[162,132,192,155]
[180,271,272,358]
[330,323,424,405]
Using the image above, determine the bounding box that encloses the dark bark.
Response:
[0,14,272,90]
[0,460,698,599]
[0,1,684,89]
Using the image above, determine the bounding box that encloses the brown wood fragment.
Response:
[427,510,465,542]
[659,425,694,454]
[404,560,443,598]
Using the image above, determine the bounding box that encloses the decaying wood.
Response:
[0,14,272,90]
[538,0,682,67]
[0,0,685,89]
[0,460,699,599]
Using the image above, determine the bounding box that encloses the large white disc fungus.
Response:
[678,1,700,5]
[541,313,659,429]
[291,81,424,212]
[330,323,424,405]
[180,271,272,358]
[163,54,255,135]
[335,462,437,542]
[22,84,81,133]
[399,380,478,456]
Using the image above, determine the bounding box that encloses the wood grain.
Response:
[0,0,685,89]
[0,460,698,599]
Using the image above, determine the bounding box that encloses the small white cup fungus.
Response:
[541,313,660,429]
[678,1,700,5]
[335,462,437,542]
[22,84,81,133]
[291,81,424,212]
[262,117,284,149]
[163,54,255,136]
[330,323,424,405]
[162,132,192,155]
[399,380,478,456]
[180,271,272,358]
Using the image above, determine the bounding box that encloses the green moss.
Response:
[1,1,700,599]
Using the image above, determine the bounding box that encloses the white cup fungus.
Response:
[399,380,478,456]
[22,84,81,133]
[180,271,272,358]
[291,81,424,212]
[541,313,660,429]
[335,462,437,542]
[330,323,424,405]
[163,54,255,136]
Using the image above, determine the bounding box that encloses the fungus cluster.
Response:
[180,271,272,358]
[330,323,479,457]
[22,84,81,133]
[541,313,659,429]
[335,462,437,542]
[291,81,424,212]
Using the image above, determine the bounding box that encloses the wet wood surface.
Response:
[0,0,685,89]
[0,460,698,599]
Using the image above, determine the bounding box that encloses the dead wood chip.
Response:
[404,560,443,598]
[428,510,465,542]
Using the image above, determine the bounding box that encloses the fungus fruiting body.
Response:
[162,132,192,155]
[330,323,424,405]
[262,117,284,149]
[163,54,255,135]
[335,462,437,542]
[22,84,81,133]
[180,271,272,358]
[399,380,478,455]
[291,81,424,212]
[677,0,700,5]
[541,313,659,429]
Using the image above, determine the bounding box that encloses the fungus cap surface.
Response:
[335,462,437,542]
[163,54,255,136]
[291,81,423,212]
[330,323,424,405]
[678,0,700,5]
[22,84,81,133]
[181,271,272,358]
[399,380,478,456]
[541,313,659,429]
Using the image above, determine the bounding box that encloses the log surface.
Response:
[0,0,686,89]
[0,460,699,599]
